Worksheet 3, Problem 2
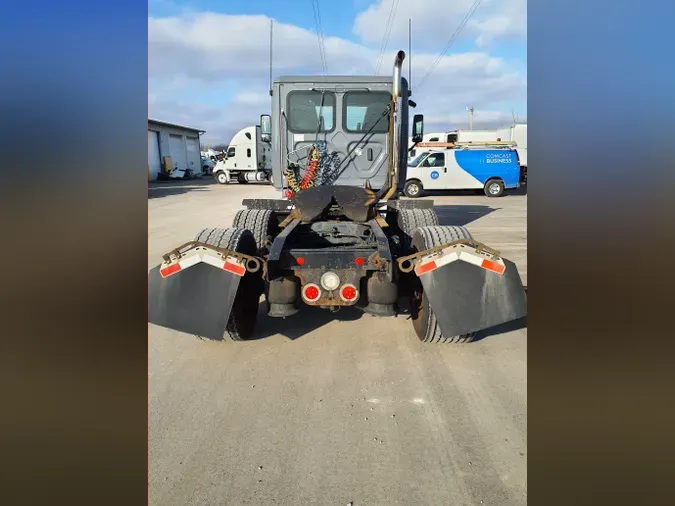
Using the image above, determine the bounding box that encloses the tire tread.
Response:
[193,227,259,341]
[413,225,476,344]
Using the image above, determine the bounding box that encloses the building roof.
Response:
[148,118,205,134]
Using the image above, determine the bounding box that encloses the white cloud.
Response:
[353,0,526,51]
[149,10,526,144]
[424,110,526,132]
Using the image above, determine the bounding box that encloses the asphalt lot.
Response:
[149,179,527,506]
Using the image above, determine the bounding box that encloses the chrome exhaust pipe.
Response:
[392,50,405,101]
[381,50,405,200]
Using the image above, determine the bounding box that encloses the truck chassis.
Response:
[148,50,527,344]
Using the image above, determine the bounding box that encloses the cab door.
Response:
[419,152,446,189]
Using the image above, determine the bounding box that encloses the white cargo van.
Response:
[405,146,521,198]
[409,124,527,181]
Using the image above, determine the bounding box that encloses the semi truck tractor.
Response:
[212,125,273,184]
[148,51,527,343]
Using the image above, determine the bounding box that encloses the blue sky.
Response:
[149,0,527,144]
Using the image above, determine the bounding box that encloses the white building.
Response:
[148,119,205,180]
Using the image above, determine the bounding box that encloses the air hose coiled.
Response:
[285,164,300,197]
[299,145,320,190]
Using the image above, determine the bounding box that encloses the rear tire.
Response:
[397,208,439,253]
[232,209,278,255]
[484,179,504,197]
[194,227,261,341]
[410,225,476,343]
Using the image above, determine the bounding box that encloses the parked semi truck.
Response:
[212,125,273,184]
[148,51,527,343]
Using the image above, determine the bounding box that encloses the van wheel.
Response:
[404,180,423,198]
[216,172,228,185]
[484,179,504,197]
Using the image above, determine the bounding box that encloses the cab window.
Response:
[287,91,335,133]
[422,152,445,167]
[343,91,391,133]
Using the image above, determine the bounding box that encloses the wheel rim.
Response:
[489,182,500,194]
[408,184,419,195]
[218,173,226,183]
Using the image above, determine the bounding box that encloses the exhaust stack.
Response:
[379,50,405,201]
[392,50,404,102]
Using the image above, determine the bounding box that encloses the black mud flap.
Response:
[148,262,242,340]
[420,257,527,337]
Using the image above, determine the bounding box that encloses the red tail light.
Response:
[340,284,359,302]
[302,283,321,302]
[355,257,365,266]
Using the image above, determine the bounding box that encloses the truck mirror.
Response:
[412,114,424,143]
[260,114,271,142]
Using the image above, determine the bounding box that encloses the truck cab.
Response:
[213,125,272,184]
[269,75,404,193]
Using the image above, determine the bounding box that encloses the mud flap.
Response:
[148,250,247,340]
[418,253,527,337]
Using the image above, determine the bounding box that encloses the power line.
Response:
[311,0,328,74]
[415,0,484,90]
[375,0,400,75]
[311,0,327,74]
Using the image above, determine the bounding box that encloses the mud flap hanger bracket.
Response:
[397,239,502,274]
[162,241,265,275]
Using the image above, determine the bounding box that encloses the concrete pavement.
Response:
[149,180,527,505]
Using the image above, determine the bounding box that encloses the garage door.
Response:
[148,130,161,180]
[186,137,200,173]
[169,134,187,170]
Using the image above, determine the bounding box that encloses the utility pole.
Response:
[467,106,474,130]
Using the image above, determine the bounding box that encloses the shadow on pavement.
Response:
[148,177,217,199]
[250,293,527,343]
[421,183,527,198]
[473,316,527,341]
[251,304,365,341]
[433,204,499,226]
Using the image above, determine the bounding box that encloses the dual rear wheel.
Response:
[409,225,477,344]
[194,215,475,343]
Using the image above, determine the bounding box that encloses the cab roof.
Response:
[274,75,393,84]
